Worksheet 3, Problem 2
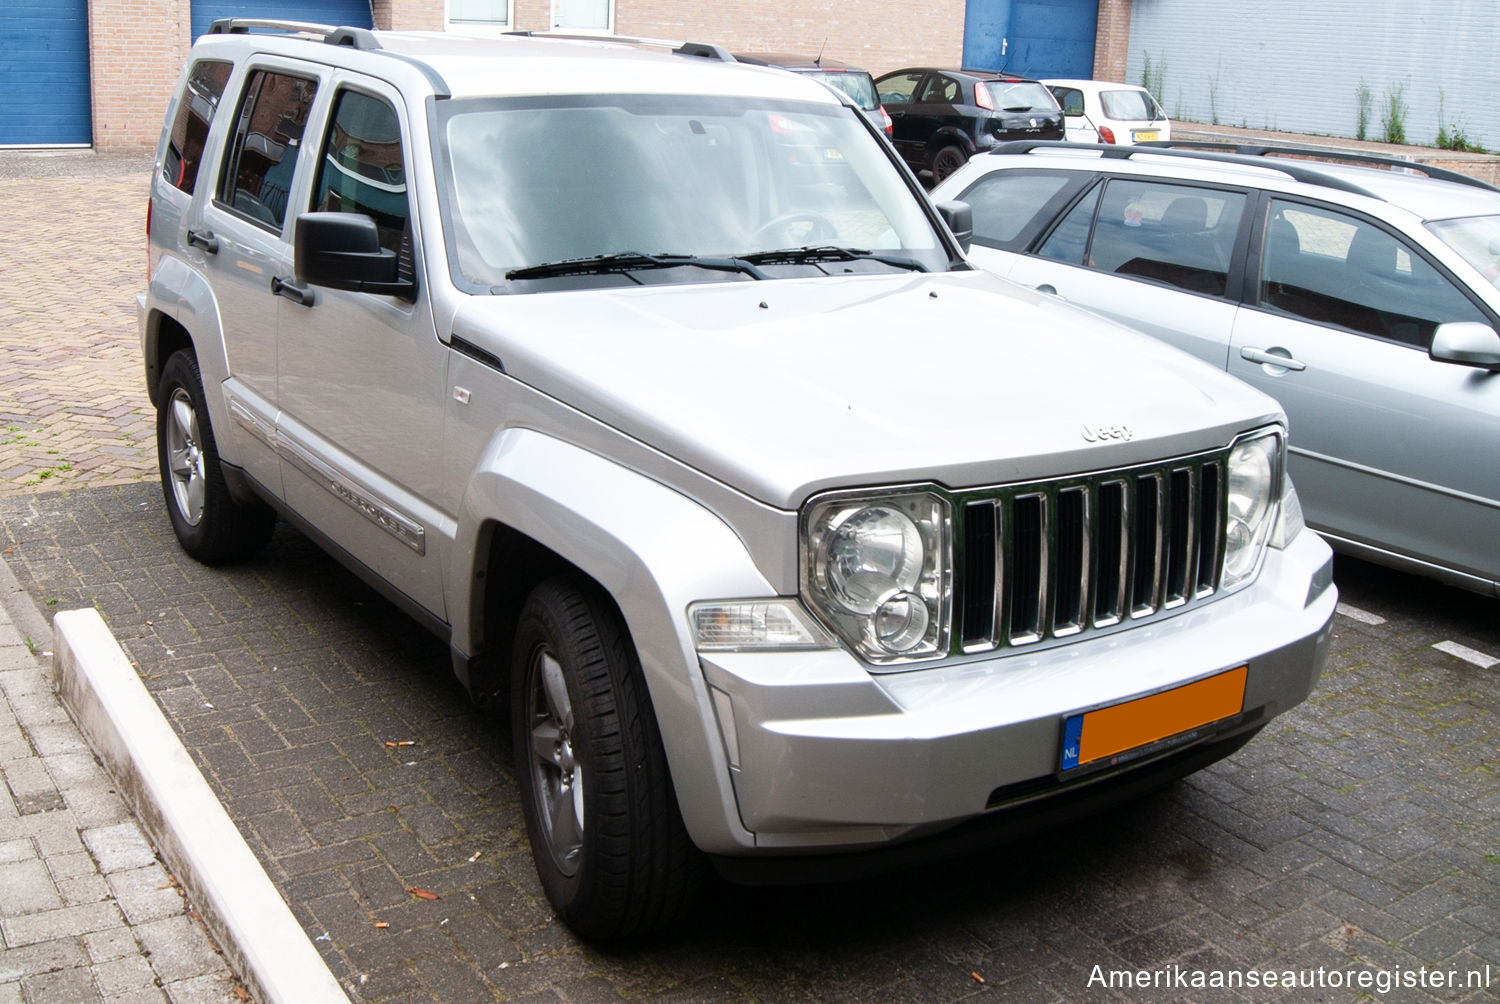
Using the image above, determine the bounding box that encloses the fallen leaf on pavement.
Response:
[407,886,441,901]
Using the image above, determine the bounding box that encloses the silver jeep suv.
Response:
[140,20,1336,938]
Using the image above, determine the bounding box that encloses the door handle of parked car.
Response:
[186,229,219,254]
[270,275,317,307]
[1035,283,1067,302]
[1240,346,1305,371]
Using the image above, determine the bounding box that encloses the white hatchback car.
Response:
[1044,79,1171,146]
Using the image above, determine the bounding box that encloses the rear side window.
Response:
[220,70,319,231]
[960,171,1079,247]
[311,89,409,254]
[1261,200,1487,348]
[163,60,232,194]
[1048,179,1245,297]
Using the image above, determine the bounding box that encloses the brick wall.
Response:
[613,0,964,76]
[1093,0,1131,81]
[89,0,192,151]
[377,0,445,30]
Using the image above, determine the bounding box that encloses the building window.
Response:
[449,0,513,32]
[552,0,612,32]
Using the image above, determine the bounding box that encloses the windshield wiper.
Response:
[506,252,768,282]
[738,245,928,272]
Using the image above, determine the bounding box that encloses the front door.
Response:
[274,75,450,616]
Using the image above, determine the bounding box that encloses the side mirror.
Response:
[294,212,415,299]
[1430,321,1500,369]
[936,200,973,254]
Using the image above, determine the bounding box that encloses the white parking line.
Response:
[1432,640,1499,669]
[1336,602,1386,625]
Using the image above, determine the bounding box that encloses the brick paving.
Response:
[0,150,1497,1002]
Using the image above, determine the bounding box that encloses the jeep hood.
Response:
[450,271,1283,509]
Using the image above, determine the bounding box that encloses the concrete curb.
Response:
[52,607,349,1004]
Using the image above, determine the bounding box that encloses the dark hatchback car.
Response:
[875,67,1063,183]
[734,52,892,136]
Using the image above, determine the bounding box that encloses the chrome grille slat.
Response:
[956,453,1225,655]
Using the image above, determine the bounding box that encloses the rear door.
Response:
[1229,197,1500,582]
[197,59,327,497]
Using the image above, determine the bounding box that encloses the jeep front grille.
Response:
[959,454,1223,653]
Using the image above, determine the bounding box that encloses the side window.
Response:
[960,171,1079,248]
[1054,87,1084,115]
[1037,183,1101,265]
[220,70,319,231]
[878,72,923,106]
[1260,200,1487,347]
[311,89,409,254]
[163,60,232,194]
[918,74,961,104]
[1081,179,1245,296]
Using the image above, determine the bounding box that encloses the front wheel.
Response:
[155,350,275,564]
[511,577,703,939]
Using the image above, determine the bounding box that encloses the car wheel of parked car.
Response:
[511,576,703,939]
[155,350,275,564]
[932,145,968,183]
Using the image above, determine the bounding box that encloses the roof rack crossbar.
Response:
[206,18,382,50]
[1144,140,1500,192]
[988,140,1384,199]
[501,30,735,61]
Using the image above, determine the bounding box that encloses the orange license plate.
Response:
[1060,666,1247,771]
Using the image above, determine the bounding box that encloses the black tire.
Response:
[155,350,275,564]
[510,576,703,939]
[932,144,968,183]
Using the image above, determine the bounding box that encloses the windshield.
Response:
[1428,214,1500,287]
[802,70,879,110]
[1100,88,1162,121]
[435,94,945,291]
[982,81,1057,112]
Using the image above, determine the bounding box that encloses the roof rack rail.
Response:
[502,30,735,61]
[1143,139,1500,193]
[207,18,382,50]
[988,140,1389,199]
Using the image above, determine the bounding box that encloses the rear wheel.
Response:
[932,144,968,183]
[155,350,275,564]
[511,577,703,939]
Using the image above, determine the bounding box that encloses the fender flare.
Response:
[449,428,779,853]
[143,255,238,466]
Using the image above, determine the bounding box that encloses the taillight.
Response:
[880,105,893,136]
[1098,126,1117,144]
[974,84,994,111]
[146,198,153,282]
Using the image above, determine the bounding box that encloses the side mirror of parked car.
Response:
[295,212,416,300]
[935,200,973,253]
[1430,321,1500,370]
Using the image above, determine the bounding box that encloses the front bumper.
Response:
[695,528,1336,854]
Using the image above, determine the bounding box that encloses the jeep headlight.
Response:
[801,491,951,663]
[1222,430,1282,588]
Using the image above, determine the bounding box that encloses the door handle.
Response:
[1035,283,1066,302]
[270,275,317,307]
[1240,346,1305,371]
[187,229,219,254]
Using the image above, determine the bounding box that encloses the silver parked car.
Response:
[142,26,1335,938]
[935,142,1500,598]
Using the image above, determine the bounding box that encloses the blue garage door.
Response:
[0,0,92,146]
[191,1,374,41]
[963,0,1098,80]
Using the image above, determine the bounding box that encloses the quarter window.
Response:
[220,70,319,231]
[312,89,409,255]
[163,60,232,194]
[1260,200,1487,347]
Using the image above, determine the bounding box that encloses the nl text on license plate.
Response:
[1060,665,1247,772]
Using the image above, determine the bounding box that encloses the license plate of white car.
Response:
[1060,665,1247,771]
[1133,130,1160,143]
